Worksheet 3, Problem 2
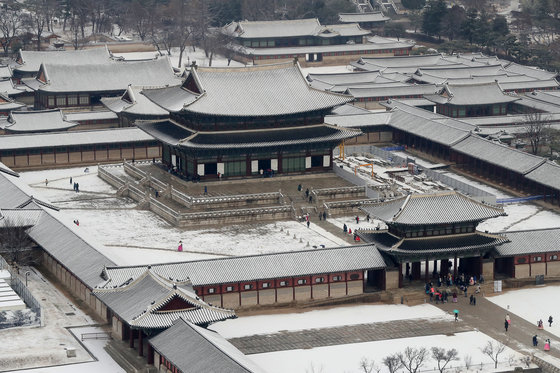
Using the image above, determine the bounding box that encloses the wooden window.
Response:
[67,95,78,106]
[534,256,542,262]
[550,255,558,260]
[243,284,252,290]
[315,277,324,283]
[79,95,89,105]
[279,281,287,286]
[332,275,342,281]
[262,282,270,288]
[297,279,307,285]
[208,288,215,294]
[56,96,66,106]
[226,286,234,292]
[48,96,55,107]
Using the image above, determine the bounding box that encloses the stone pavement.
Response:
[436,290,560,360]
[230,318,472,355]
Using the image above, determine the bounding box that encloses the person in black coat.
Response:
[533,335,538,347]
[505,319,509,332]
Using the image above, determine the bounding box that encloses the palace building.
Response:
[137,61,360,180]
[360,192,507,286]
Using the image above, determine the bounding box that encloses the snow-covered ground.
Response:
[477,203,560,233]
[6,326,124,373]
[20,166,348,266]
[210,304,452,338]
[488,285,560,338]
[249,331,531,373]
[113,47,246,69]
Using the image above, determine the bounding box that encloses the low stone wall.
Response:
[312,186,366,200]
[177,206,294,227]
[324,199,374,216]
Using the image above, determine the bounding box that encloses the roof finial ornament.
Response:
[293,56,298,65]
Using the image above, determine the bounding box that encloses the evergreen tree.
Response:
[422,0,447,38]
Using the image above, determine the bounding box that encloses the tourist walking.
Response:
[343,224,347,233]
[533,335,538,347]
[355,216,359,224]
[469,294,474,305]
[70,177,72,185]
[505,319,509,332]
[549,316,553,327]
[454,309,459,321]
[177,241,183,252]
[45,179,48,186]
[472,296,476,306]
[323,211,327,220]
[307,220,310,228]
[506,314,511,325]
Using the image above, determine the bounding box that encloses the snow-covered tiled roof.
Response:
[360,192,505,225]
[101,244,386,288]
[150,318,266,373]
[525,161,560,190]
[348,84,439,99]
[182,63,352,117]
[0,127,155,151]
[339,12,390,23]
[101,86,169,116]
[63,111,118,122]
[94,270,235,328]
[2,109,78,133]
[0,92,24,111]
[225,18,323,39]
[26,208,117,288]
[0,65,12,79]
[451,134,546,174]
[141,85,199,112]
[425,82,519,106]
[15,46,113,73]
[494,228,560,256]
[320,23,370,37]
[243,41,413,57]
[0,78,26,96]
[36,58,180,93]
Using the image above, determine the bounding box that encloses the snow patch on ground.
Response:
[249,331,531,373]
[487,285,560,338]
[210,304,452,339]
[477,203,540,233]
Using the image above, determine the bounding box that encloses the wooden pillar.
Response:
[433,260,438,276]
[453,255,458,279]
[138,330,143,357]
[424,260,429,282]
[147,344,154,365]
[398,263,403,288]
[405,262,410,277]
[129,328,134,348]
[411,262,421,280]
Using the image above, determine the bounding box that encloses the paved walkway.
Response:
[436,291,560,359]
[230,318,471,355]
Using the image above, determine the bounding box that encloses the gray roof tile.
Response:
[26,209,117,288]
[360,192,505,225]
[15,47,112,73]
[3,110,78,133]
[150,318,267,373]
[451,134,546,174]
[94,270,235,328]
[182,63,352,117]
[101,244,387,288]
[37,58,180,93]
[495,228,560,256]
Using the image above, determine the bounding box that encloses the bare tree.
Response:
[0,218,34,266]
[383,354,403,373]
[398,347,428,373]
[481,341,506,369]
[24,0,49,51]
[431,347,459,373]
[360,358,380,373]
[0,2,25,53]
[524,112,551,155]
[463,354,473,370]
[520,355,532,368]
